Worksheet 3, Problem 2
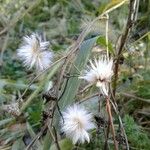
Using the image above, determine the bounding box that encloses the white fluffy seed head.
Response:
[80,56,113,96]
[61,104,95,144]
[17,33,53,71]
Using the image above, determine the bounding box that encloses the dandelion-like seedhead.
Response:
[80,56,113,96]
[61,104,95,144]
[17,33,53,71]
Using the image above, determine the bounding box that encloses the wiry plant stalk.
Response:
[48,126,61,150]
[106,96,118,150]
[105,13,109,60]
[113,0,137,97]
[104,120,110,150]
[109,99,129,150]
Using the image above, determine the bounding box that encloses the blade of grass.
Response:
[59,36,98,110]
[27,122,43,150]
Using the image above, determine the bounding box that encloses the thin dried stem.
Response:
[104,122,110,150]
[105,13,109,60]
[25,124,48,150]
[113,0,137,96]
[0,33,9,65]
[78,93,99,104]
[53,126,61,150]
[48,126,61,150]
[109,99,129,150]
[110,85,129,150]
[78,83,93,95]
[120,92,150,103]
[106,96,118,150]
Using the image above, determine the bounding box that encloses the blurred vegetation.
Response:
[0,0,150,149]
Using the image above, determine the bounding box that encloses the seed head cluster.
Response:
[80,56,113,96]
[16,32,114,145]
[17,33,53,71]
[61,105,95,144]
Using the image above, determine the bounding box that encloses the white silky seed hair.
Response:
[80,56,113,96]
[17,33,53,71]
[61,104,95,144]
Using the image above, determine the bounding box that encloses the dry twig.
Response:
[113,0,138,96]
[106,97,118,150]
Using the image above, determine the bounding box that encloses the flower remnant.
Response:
[2,102,21,116]
[61,104,95,144]
[80,56,113,96]
[17,33,53,70]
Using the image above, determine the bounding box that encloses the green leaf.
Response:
[43,132,51,150]
[11,138,25,150]
[97,36,115,55]
[26,122,43,149]
[50,139,73,150]
[59,37,98,110]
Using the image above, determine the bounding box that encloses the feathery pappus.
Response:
[80,56,113,96]
[61,104,95,144]
[17,33,53,71]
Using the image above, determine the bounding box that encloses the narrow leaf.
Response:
[11,138,25,150]
[60,37,98,110]
[97,36,115,55]
[50,139,73,150]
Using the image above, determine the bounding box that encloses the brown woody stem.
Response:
[113,0,137,97]
[106,96,118,150]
